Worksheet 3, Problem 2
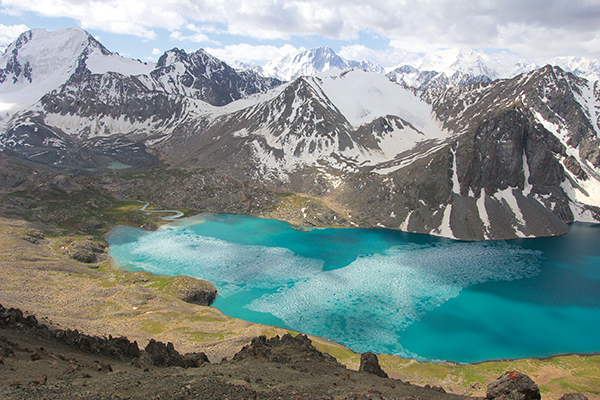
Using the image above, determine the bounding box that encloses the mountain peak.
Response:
[263,46,383,81]
[0,27,154,114]
[310,46,336,56]
[0,27,106,98]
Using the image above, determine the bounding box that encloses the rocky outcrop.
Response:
[0,303,208,368]
[0,303,140,361]
[233,333,338,366]
[162,275,218,306]
[142,339,209,368]
[486,371,541,400]
[359,351,388,378]
[67,237,107,263]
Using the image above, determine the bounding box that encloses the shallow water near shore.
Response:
[107,214,600,363]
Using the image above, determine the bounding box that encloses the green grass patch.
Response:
[70,273,93,279]
[312,339,359,365]
[146,276,173,291]
[90,301,119,312]
[185,313,227,323]
[185,331,226,342]
[140,321,168,335]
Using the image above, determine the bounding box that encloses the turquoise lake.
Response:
[106,214,600,363]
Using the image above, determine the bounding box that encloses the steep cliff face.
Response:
[445,109,573,239]
[269,67,599,240]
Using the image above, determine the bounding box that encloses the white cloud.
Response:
[339,44,421,68]
[151,48,161,55]
[204,43,299,64]
[170,30,211,43]
[2,0,160,39]
[2,0,600,61]
[0,23,29,49]
[169,24,215,43]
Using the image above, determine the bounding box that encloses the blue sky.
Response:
[1,0,600,67]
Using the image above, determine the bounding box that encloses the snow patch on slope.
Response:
[493,188,529,238]
[573,81,600,139]
[477,194,491,239]
[450,148,460,194]
[315,69,445,135]
[569,202,599,223]
[436,204,454,238]
[522,152,532,197]
[86,52,155,76]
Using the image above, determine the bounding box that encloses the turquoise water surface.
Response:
[107,214,600,363]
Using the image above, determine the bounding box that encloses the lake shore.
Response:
[1,214,599,399]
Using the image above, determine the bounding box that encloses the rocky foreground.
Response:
[2,303,586,400]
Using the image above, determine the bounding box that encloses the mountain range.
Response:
[1,27,599,241]
[246,45,600,89]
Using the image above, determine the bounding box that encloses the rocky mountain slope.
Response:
[149,66,600,240]
[0,28,282,173]
[1,28,599,240]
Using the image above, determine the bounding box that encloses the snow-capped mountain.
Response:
[233,45,600,91]
[161,69,451,183]
[386,48,538,90]
[1,28,600,241]
[547,56,600,82]
[229,60,264,75]
[262,46,384,81]
[385,49,600,90]
[0,28,154,116]
[403,48,529,78]
[155,66,600,240]
[136,48,281,106]
[417,66,600,238]
[0,28,282,170]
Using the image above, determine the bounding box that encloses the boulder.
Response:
[359,351,388,378]
[558,394,589,400]
[486,371,541,400]
[184,351,210,367]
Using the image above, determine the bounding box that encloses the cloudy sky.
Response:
[1,0,600,67]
